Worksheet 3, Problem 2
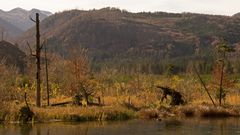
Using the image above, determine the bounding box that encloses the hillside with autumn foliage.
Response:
[15,8,240,74]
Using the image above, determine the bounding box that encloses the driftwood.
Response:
[51,95,104,107]
[157,86,184,105]
[51,101,103,107]
[51,101,72,106]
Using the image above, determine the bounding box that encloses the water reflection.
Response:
[164,119,182,129]
[20,124,32,135]
[0,118,240,135]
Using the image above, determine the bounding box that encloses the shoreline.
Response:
[1,104,240,124]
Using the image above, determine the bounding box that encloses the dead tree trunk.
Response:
[24,92,29,108]
[35,13,41,107]
[44,44,50,106]
[1,28,4,41]
[28,13,43,107]
[1,30,3,41]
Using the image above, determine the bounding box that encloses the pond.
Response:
[1,118,240,135]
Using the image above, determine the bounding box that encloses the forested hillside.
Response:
[17,8,240,74]
[0,40,26,72]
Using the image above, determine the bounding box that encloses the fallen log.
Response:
[51,101,72,106]
[51,101,103,107]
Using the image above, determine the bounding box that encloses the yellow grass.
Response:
[176,105,240,118]
[226,94,240,106]
[190,94,240,106]
[33,105,136,122]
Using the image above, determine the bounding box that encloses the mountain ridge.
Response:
[0,17,23,40]
[17,8,240,73]
[0,40,26,72]
[233,12,240,17]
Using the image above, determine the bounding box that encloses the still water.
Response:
[0,118,240,135]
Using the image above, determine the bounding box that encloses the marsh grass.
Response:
[0,102,22,122]
[226,94,240,106]
[177,105,240,118]
[33,106,136,122]
[1,74,240,123]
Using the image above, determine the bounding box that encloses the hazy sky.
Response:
[0,0,239,16]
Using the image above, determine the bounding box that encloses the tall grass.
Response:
[33,106,136,122]
[177,105,240,118]
[1,74,240,123]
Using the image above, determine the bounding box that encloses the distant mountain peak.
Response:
[0,7,52,31]
[10,7,26,11]
[0,7,52,16]
[0,7,52,40]
[30,8,52,16]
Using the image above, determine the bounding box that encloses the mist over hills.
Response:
[0,7,52,40]
[0,17,23,40]
[0,7,51,72]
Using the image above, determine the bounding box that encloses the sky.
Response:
[0,0,239,16]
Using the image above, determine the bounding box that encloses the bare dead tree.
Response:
[1,27,4,41]
[1,30,3,41]
[27,13,43,107]
[44,43,50,106]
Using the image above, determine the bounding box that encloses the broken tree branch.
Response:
[40,40,45,50]
[26,41,36,56]
[29,16,36,23]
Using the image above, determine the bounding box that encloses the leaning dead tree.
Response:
[194,66,216,106]
[27,13,43,107]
